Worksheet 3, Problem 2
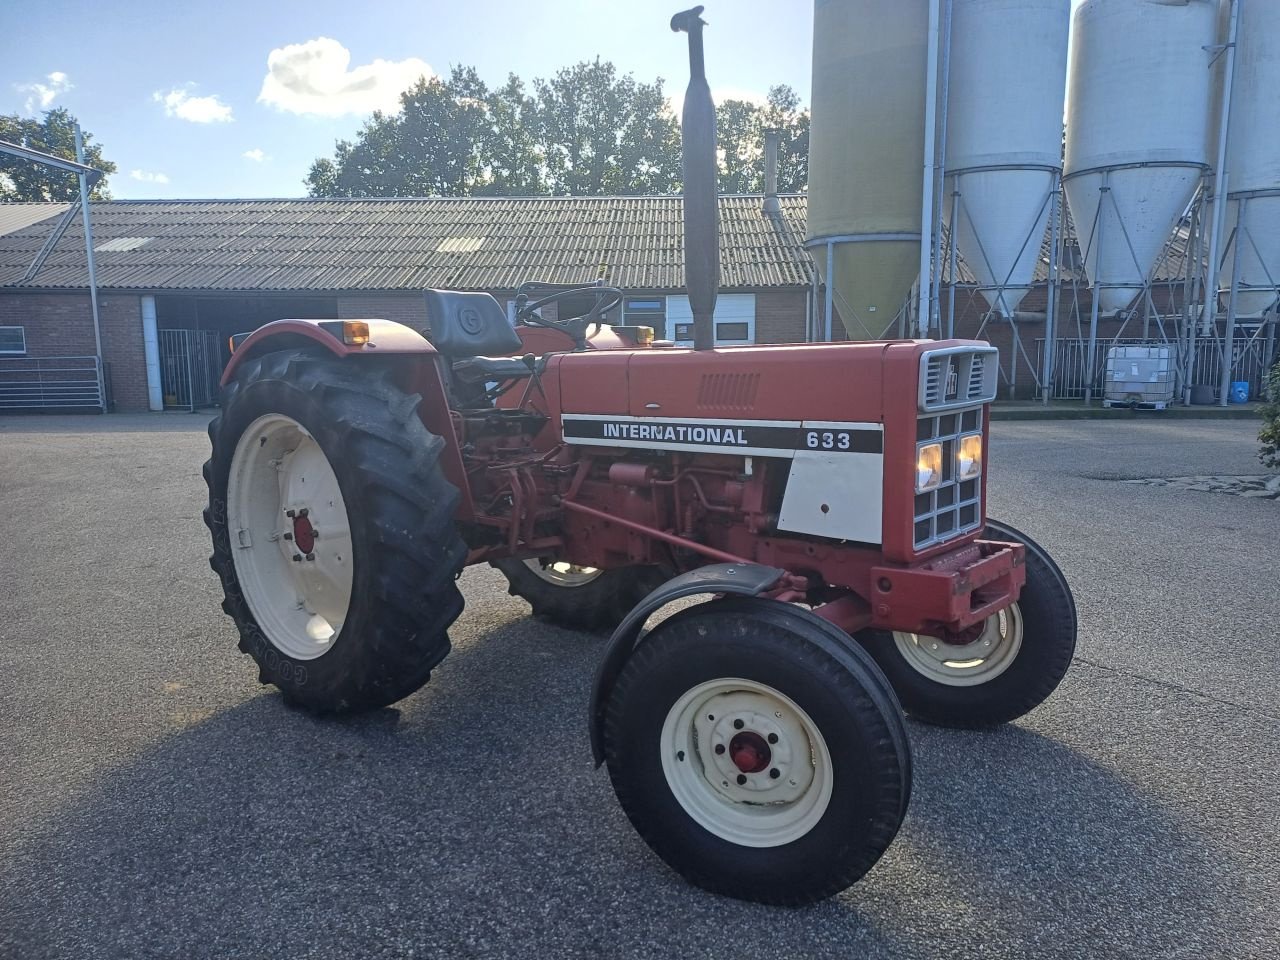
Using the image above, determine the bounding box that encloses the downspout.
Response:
[140,295,163,411]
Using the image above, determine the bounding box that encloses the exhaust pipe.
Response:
[672,6,719,351]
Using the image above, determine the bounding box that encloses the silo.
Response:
[808,0,928,338]
[1063,0,1216,316]
[1217,0,1280,318]
[944,0,1070,318]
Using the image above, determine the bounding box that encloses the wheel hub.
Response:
[893,604,1024,687]
[291,510,316,554]
[729,731,771,774]
[227,413,354,661]
[659,679,834,848]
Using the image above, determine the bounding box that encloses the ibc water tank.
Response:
[1063,0,1216,315]
[808,0,927,338]
[944,0,1070,317]
[1217,0,1280,318]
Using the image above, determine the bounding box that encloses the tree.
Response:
[715,85,808,195]
[306,60,682,198]
[306,67,496,198]
[532,59,680,196]
[0,108,115,201]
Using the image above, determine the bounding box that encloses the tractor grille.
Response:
[919,346,999,412]
[914,407,984,550]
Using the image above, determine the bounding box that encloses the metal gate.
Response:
[159,329,222,411]
[0,356,104,410]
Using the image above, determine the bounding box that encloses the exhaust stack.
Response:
[763,128,782,216]
[671,6,719,351]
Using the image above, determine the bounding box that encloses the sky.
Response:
[3,0,1091,201]
[1,0,820,199]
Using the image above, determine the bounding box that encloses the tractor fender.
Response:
[221,318,437,386]
[588,562,786,765]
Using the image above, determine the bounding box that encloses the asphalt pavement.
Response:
[0,413,1277,959]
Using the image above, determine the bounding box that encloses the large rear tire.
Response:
[856,520,1076,727]
[204,349,467,714]
[493,557,663,631]
[602,598,911,905]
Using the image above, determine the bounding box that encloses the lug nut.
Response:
[733,719,745,730]
[298,507,309,518]
[292,554,302,562]
[305,552,315,562]
[714,743,726,755]
[283,532,293,541]
[736,774,747,786]
[769,768,781,779]
[767,733,778,744]
[286,509,296,518]
[676,751,685,762]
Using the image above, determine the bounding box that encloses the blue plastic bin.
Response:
[1230,381,1249,403]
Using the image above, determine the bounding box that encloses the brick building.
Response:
[0,195,814,412]
[0,193,1232,412]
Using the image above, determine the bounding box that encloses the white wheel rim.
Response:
[227,413,354,661]
[893,603,1023,687]
[523,558,603,586]
[660,678,833,848]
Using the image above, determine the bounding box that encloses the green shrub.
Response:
[1261,361,1280,469]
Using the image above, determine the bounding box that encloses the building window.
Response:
[666,294,756,346]
[624,297,667,339]
[0,326,26,355]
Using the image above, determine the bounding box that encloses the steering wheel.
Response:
[514,281,623,351]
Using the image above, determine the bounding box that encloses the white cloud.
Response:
[130,169,170,184]
[668,86,770,123]
[258,37,432,116]
[153,87,234,123]
[16,71,72,114]
[242,148,268,162]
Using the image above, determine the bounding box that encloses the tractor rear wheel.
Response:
[204,349,467,714]
[493,557,662,631]
[857,520,1076,727]
[602,598,910,905]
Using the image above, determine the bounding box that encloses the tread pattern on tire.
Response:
[204,349,467,714]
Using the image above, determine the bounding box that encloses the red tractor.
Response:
[204,7,1075,905]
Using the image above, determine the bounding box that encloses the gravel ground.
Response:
[0,414,1276,960]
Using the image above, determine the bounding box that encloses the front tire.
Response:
[204,349,467,714]
[602,598,911,905]
[857,520,1076,727]
[493,557,663,631]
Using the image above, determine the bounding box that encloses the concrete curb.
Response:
[991,403,1263,422]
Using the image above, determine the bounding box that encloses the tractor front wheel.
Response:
[857,520,1076,727]
[204,349,467,714]
[602,598,911,905]
[493,557,663,631]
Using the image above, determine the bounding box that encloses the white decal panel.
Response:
[777,421,884,544]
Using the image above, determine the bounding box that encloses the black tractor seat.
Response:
[451,354,544,384]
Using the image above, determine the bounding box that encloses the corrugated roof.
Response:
[0,196,812,293]
[0,202,71,237]
[0,195,1205,296]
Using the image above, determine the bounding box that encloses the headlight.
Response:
[957,433,983,481]
[916,442,943,492]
